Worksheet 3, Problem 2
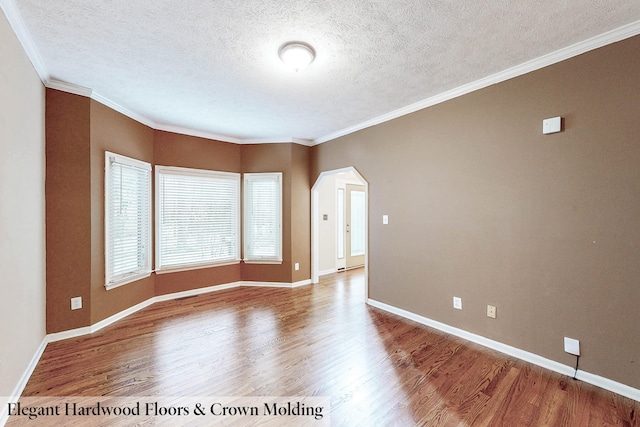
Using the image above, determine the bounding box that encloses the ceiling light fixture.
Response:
[278,42,315,72]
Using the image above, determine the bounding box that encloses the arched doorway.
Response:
[311,167,368,301]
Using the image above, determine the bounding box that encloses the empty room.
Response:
[1,1,639,425]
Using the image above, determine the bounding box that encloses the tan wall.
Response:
[153,131,243,295]
[312,35,640,389]
[32,29,640,391]
[318,174,337,272]
[7,7,637,396]
[89,100,155,324]
[45,90,92,332]
[0,10,47,398]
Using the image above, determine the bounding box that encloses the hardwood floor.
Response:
[12,269,639,426]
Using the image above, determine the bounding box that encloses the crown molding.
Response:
[45,78,92,97]
[5,2,638,148]
[0,0,49,82]
[43,81,314,146]
[153,122,243,144]
[90,91,158,129]
[313,19,640,145]
[237,137,293,144]
[43,80,243,144]
[241,137,315,146]
[291,137,315,147]
[46,80,157,130]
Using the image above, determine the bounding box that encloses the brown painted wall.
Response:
[153,131,243,295]
[89,100,155,324]
[291,143,312,282]
[311,36,640,389]
[46,90,92,332]
[154,131,241,172]
[45,110,311,329]
[241,144,294,283]
[155,264,242,295]
[152,139,312,287]
[46,90,157,332]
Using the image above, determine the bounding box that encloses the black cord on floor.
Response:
[572,355,580,380]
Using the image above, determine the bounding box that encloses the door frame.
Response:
[311,167,368,301]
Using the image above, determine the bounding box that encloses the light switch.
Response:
[382,215,389,225]
[543,116,562,134]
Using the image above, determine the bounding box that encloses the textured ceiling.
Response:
[7,0,640,143]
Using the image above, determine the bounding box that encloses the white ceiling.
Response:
[5,0,640,144]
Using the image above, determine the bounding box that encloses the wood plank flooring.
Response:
[12,269,639,426]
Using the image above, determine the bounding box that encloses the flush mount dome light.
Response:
[278,42,315,71]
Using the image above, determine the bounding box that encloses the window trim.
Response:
[155,165,241,273]
[243,172,283,264]
[104,151,152,290]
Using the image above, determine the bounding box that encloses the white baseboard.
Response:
[577,370,640,402]
[0,276,313,426]
[154,281,244,303]
[291,279,312,288]
[367,298,640,402]
[0,336,48,426]
[241,279,312,288]
[47,279,313,344]
[319,268,337,277]
[47,297,157,343]
[5,275,314,424]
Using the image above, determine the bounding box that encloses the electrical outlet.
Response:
[487,305,497,319]
[453,297,462,310]
[294,263,300,271]
[71,297,82,310]
[564,337,580,356]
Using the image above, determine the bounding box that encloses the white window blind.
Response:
[156,166,240,271]
[244,173,282,263]
[105,152,152,290]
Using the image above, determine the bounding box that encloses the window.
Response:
[243,173,282,263]
[156,166,240,271]
[105,152,152,290]
[350,189,366,256]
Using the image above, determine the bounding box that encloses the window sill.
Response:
[155,260,241,275]
[243,259,283,265]
[105,272,152,291]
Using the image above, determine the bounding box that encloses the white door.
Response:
[346,184,365,269]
